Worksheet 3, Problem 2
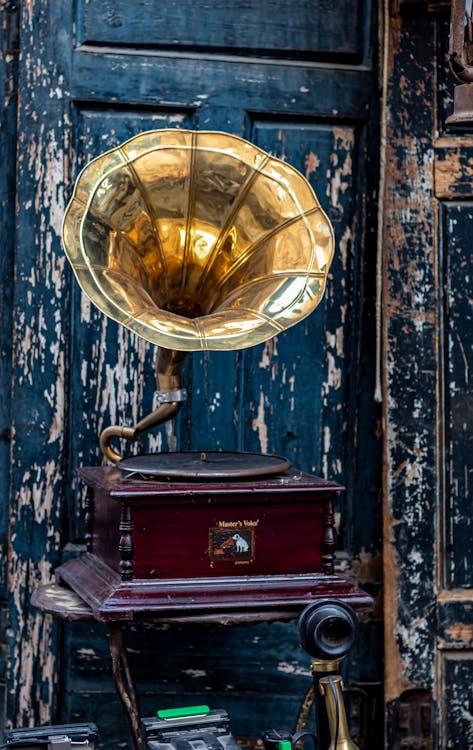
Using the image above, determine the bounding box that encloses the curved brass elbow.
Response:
[99,347,188,463]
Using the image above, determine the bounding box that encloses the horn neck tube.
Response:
[100,347,189,463]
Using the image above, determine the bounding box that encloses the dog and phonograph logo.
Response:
[208,519,259,564]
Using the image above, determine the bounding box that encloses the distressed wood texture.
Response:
[384,5,473,748]
[0,1,20,725]
[78,0,364,60]
[442,656,473,749]
[0,2,19,726]
[7,0,73,727]
[443,203,473,589]
[4,0,383,745]
[0,0,19,586]
[382,6,439,741]
[434,140,473,198]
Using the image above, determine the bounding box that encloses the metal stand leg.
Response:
[109,623,142,750]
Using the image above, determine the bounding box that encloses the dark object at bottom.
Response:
[262,729,293,750]
[262,729,317,750]
[4,724,98,749]
[141,708,242,750]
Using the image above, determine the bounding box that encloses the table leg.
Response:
[294,684,314,733]
[109,623,142,750]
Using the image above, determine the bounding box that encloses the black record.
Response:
[117,450,291,480]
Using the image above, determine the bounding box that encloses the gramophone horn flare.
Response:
[62,129,334,352]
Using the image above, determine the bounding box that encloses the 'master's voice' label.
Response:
[208,525,256,564]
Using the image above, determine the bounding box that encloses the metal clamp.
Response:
[153,388,188,408]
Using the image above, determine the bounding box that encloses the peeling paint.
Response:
[182,668,208,677]
[252,390,268,454]
[305,151,320,181]
[444,623,473,644]
[382,11,441,729]
[276,661,311,676]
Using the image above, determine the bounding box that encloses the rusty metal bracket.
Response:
[447,0,473,125]
[449,0,473,83]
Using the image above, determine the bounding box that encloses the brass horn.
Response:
[62,130,334,462]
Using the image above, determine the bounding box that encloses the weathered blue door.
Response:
[0,1,381,747]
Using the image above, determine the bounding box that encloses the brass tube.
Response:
[318,675,360,750]
[100,347,188,463]
[310,657,343,750]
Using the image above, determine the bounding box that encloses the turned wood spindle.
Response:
[119,503,135,581]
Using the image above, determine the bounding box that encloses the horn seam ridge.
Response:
[207,206,323,307]
[118,146,170,300]
[194,154,272,297]
[180,130,199,296]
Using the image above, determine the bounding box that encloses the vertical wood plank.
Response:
[0,0,19,583]
[443,203,473,588]
[7,0,72,726]
[382,9,439,737]
[0,0,20,729]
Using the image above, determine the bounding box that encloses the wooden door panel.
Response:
[383,7,439,745]
[5,0,381,744]
[443,203,473,588]
[77,0,366,60]
[442,654,473,748]
[71,49,372,120]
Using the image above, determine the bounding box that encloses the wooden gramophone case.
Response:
[56,463,372,619]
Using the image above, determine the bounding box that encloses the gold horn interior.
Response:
[63,129,334,352]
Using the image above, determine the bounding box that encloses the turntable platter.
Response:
[117,451,291,480]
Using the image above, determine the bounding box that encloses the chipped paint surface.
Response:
[383,10,438,708]
[380,10,468,748]
[444,623,473,644]
[383,10,473,746]
[434,139,473,199]
[276,661,311,677]
[252,390,269,455]
[6,0,73,726]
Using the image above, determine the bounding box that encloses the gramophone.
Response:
[56,129,372,619]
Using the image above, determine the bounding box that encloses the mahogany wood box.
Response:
[56,466,373,620]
